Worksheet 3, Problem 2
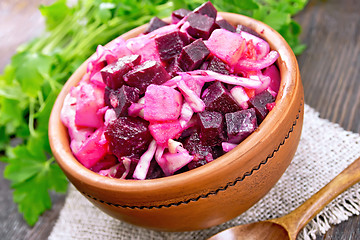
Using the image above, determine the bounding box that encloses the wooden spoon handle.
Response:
[277,156,360,238]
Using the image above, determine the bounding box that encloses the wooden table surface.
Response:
[0,0,359,239]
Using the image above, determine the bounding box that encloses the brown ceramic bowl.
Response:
[49,12,304,232]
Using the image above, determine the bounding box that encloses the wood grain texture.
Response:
[295,0,360,133]
[0,0,359,239]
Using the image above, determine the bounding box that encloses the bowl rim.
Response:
[49,12,300,196]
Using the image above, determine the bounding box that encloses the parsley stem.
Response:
[44,157,55,170]
[38,91,44,107]
[29,98,36,136]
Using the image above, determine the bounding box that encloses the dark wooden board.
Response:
[0,0,359,239]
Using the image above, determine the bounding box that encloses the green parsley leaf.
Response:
[4,139,68,226]
[39,0,70,30]
[12,52,54,98]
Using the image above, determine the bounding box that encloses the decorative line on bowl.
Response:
[83,99,303,209]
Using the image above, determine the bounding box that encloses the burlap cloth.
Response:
[49,104,360,240]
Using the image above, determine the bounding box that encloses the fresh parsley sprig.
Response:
[0,0,308,226]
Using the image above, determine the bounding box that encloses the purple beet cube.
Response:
[185,12,216,40]
[216,19,236,32]
[248,89,275,121]
[187,158,208,170]
[104,87,112,107]
[105,85,140,117]
[193,1,217,19]
[146,159,165,179]
[225,108,258,144]
[144,17,169,34]
[184,131,213,165]
[101,55,141,90]
[105,116,152,159]
[177,39,210,71]
[207,56,230,75]
[202,81,241,114]
[155,30,189,63]
[171,8,191,23]
[166,58,183,77]
[198,111,225,146]
[90,154,118,173]
[123,60,171,94]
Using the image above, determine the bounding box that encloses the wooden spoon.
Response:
[209,156,360,240]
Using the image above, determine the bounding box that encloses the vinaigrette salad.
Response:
[61,2,280,180]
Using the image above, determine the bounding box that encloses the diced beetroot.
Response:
[193,1,217,19]
[211,145,224,159]
[75,127,108,169]
[185,12,217,39]
[144,85,182,121]
[149,120,183,145]
[155,30,189,63]
[166,58,183,77]
[105,85,140,117]
[90,154,118,173]
[178,39,210,71]
[187,158,208,170]
[215,19,236,32]
[146,159,165,179]
[225,108,258,144]
[104,87,112,107]
[205,29,246,67]
[171,8,191,24]
[184,131,213,163]
[206,56,230,75]
[202,81,241,114]
[198,111,225,146]
[263,64,281,94]
[124,60,171,94]
[101,54,141,89]
[248,89,275,121]
[104,117,152,159]
[75,83,105,128]
[144,17,169,34]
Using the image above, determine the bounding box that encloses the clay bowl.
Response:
[49,12,304,232]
